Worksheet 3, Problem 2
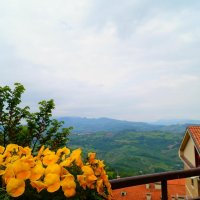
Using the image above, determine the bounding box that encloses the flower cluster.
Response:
[0,144,112,199]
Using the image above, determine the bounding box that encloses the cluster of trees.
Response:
[0,83,72,152]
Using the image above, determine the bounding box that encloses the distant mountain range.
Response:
[56,116,200,177]
[57,116,200,134]
[152,119,200,125]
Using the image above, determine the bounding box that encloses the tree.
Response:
[0,83,72,152]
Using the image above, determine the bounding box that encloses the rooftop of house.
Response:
[188,126,200,151]
[113,179,186,200]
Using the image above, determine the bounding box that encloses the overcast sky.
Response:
[0,0,200,122]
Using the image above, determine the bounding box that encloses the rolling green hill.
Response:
[59,116,189,134]
[59,116,198,178]
[68,130,184,178]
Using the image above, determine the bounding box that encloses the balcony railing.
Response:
[109,167,200,200]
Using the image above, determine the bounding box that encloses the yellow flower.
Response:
[43,148,53,155]
[0,169,5,175]
[5,144,19,153]
[45,163,61,176]
[88,152,96,164]
[21,155,35,168]
[61,174,76,197]
[60,167,69,178]
[12,159,31,180]
[43,153,59,165]
[30,180,46,193]
[81,166,97,189]
[2,151,11,161]
[44,173,60,193]
[30,161,45,181]
[6,155,20,164]
[36,145,45,159]
[56,147,70,158]
[86,174,97,189]
[0,146,5,154]
[18,146,32,157]
[0,154,4,165]
[82,166,94,175]
[70,148,83,167]
[60,157,72,167]
[3,164,15,184]
[77,175,87,189]
[93,160,105,176]
[1,144,112,199]
[0,155,5,175]
[6,178,25,197]
[96,179,104,195]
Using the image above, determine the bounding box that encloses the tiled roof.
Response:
[188,126,200,151]
[113,179,186,200]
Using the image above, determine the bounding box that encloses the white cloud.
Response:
[0,0,200,121]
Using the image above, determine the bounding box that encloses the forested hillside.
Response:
[61,116,198,178]
[68,130,184,178]
[59,116,189,134]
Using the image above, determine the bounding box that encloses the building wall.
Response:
[185,165,200,198]
[183,137,195,166]
[183,138,200,198]
[185,177,200,198]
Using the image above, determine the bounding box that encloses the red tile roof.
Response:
[188,126,200,151]
[113,179,186,200]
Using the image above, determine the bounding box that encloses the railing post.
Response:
[161,179,168,200]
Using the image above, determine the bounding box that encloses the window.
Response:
[146,193,151,200]
[191,178,194,186]
[121,191,127,196]
[177,196,185,200]
[194,147,200,167]
[146,184,150,189]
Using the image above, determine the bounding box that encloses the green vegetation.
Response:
[0,83,72,151]
[68,130,183,178]
[0,83,186,179]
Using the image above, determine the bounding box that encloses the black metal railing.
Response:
[110,167,200,200]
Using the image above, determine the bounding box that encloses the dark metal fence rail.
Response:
[109,167,200,200]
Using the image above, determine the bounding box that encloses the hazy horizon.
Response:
[57,115,200,124]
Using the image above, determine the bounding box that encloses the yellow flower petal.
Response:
[82,166,94,175]
[3,164,15,184]
[43,148,53,155]
[30,161,45,181]
[45,163,61,176]
[18,146,32,156]
[30,180,46,193]
[88,174,97,182]
[61,174,76,198]
[0,169,5,175]
[88,152,96,163]
[44,173,60,193]
[12,160,31,180]
[60,167,69,178]
[0,146,5,154]
[64,188,76,198]
[96,179,104,195]
[6,178,25,197]
[70,148,81,160]
[56,147,70,157]
[43,154,59,165]
[36,145,45,159]
[5,144,19,153]
[60,158,72,167]
[77,175,87,189]
[61,174,76,188]
[0,155,4,165]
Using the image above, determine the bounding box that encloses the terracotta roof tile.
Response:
[113,179,186,200]
[188,126,200,151]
